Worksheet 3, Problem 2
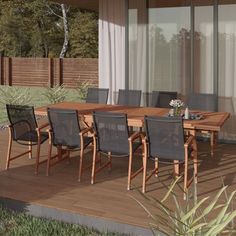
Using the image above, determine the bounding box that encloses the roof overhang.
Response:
[52,0,98,11]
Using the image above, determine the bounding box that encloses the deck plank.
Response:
[1,127,236,232]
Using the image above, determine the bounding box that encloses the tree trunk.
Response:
[59,4,69,58]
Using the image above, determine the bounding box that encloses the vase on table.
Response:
[173,106,182,117]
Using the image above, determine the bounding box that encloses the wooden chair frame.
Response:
[91,131,145,190]
[6,121,49,174]
[142,135,198,197]
[47,126,93,181]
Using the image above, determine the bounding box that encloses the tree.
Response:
[0,0,98,58]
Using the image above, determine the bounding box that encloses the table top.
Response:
[36,102,230,132]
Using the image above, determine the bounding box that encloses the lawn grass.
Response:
[0,207,123,236]
[0,85,82,124]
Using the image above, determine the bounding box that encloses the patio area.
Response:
[0,118,236,235]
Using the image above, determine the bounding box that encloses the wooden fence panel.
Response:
[62,58,98,88]
[0,57,98,88]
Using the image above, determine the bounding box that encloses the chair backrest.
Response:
[93,112,129,155]
[151,91,178,108]
[186,93,217,111]
[6,104,37,141]
[145,116,185,161]
[47,108,81,147]
[117,89,141,107]
[86,88,109,104]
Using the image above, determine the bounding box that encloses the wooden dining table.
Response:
[36,101,230,133]
[35,101,230,177]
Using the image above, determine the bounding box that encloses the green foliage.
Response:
[69,10,98,58]
[76,81,91,101]
[0,207,122,236]
[0,86,32,105]
[43,84,67,104]
[0,1,98,58]
[132,177,236,236]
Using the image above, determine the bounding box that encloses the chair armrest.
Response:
[37,122,49,131]
[79,126,94,136]
[128,131,145,142]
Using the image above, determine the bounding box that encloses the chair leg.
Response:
[174,160,180,177]
[91,143,97,185]
[35,141,41,175]
[6,133,13,170]
[127,151,133,191]
[28,141,33,159]
[193,150,198,184]
[46,143,52,176]
[155,160,159,177]
[78,147,84,182]
[184,158,188,200]
[142,154,147,193]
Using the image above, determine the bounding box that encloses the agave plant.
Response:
[43,84,67,104]
[132,177,236,236]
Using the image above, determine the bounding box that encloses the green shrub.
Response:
[76,81,91,101]
[43,84,67,104]
[0,86,32,105]
[132,177,236,236]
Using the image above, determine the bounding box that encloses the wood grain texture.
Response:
[0,57,98,88]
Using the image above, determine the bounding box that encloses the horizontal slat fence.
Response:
[0,57,98,88]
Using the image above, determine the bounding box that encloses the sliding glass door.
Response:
[128,0,236,141]
[148,4,191,94]
[218,3,236,140]
[193,3,214,93]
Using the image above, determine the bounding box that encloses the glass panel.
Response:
[148,6,191,94]
[194,6,214,93]
[219,4,236,141]
[128,0,147,94]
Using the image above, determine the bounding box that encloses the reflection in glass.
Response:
[194,6,214,93]
[148,7,190,94]
[219,4,236,140]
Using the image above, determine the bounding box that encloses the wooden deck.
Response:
[1,121,236,235]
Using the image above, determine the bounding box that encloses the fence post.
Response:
[48,58,53,88]
[58,58,63,85]
[7,57,12,86]
[0,56,3,85]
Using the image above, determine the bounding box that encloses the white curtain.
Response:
[128,0,147,93]
[99,0,126,104]
[218,4,236,141]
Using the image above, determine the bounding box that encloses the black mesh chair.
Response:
[117,89,142,107]
[143,116,197,196]
[47,108,93,180]
[186,93,217,156]
[6,104,49,174]
[85,88,109,104]
[186,93,217,112]
[151,91,178,108]
[91,111,144,190]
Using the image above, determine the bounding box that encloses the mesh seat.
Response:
[143,116,197,195]
[117,89,142,107]
[6,104,49,174]
[86,88,109,104]
[91,111,143,190]
[151,91,178,108]
[186,93,217,156]
[47,108,93,180]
